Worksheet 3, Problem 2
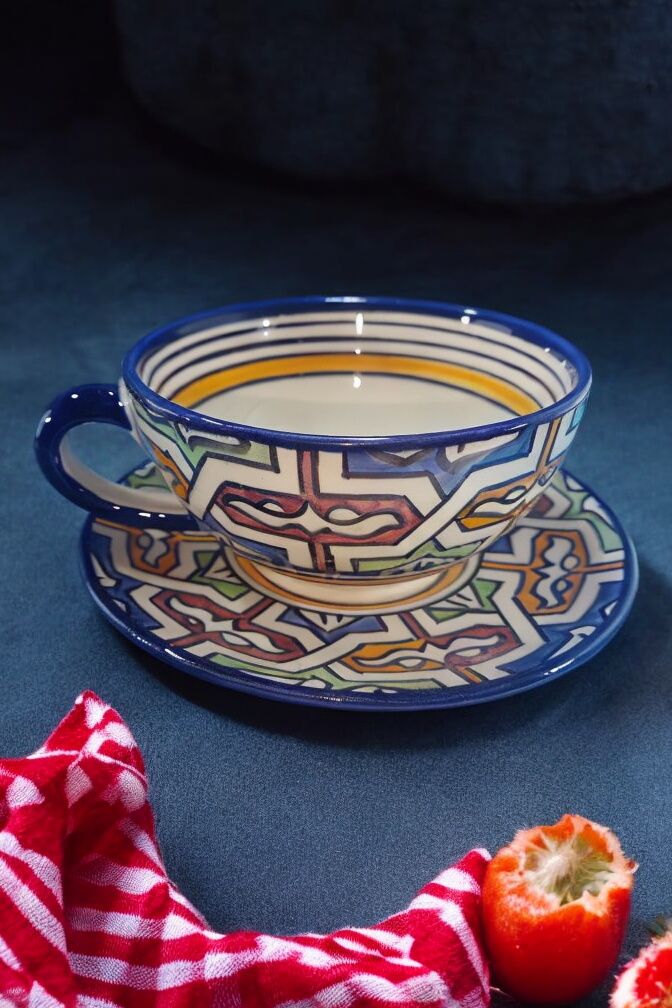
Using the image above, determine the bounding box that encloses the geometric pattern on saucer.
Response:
[83,466,637,710]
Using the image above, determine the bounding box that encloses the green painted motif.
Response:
[133,400,276,469]
[426,577,500,623]
[357,538,482,574]
[125,463,169,491]
[552,470,622,552]
[191,550,251,600]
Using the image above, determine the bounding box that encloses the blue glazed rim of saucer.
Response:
[122,295,593,451]
[78,467,638,713]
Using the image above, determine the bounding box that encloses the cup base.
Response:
[226,550,482,614]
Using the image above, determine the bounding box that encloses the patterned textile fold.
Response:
[0,692,491,1008]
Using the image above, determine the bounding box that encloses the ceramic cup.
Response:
[35,296,591,610]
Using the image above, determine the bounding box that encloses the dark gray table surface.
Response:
[2,86,671,1006]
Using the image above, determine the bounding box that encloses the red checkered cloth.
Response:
[0,692,491,1008]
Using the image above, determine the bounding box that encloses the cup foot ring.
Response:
[226,551,482,614]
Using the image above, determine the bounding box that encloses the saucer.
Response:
[80,465,638,710]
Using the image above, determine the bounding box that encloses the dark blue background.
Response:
[2,7,672,1005]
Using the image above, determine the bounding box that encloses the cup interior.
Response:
[131,301,588,440]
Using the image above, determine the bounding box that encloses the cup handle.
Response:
[34,384,197,529]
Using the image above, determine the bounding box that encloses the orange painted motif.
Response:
[171,352,540,419]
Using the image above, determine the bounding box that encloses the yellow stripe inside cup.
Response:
[171,353,540,417]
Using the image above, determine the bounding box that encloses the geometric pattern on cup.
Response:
[128,398,586,578]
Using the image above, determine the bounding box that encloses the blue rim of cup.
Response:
[123,295,593,450]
